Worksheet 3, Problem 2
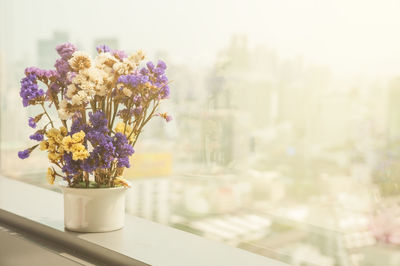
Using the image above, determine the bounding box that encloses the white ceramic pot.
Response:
[60,185,128,232]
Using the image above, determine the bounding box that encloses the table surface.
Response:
[0,175,288,266]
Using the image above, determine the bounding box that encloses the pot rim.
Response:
[57,180,130,191]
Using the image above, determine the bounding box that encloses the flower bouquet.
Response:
[18,43,171,231]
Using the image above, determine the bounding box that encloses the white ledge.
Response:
[0,175,288,266]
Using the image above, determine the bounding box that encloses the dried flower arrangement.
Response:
[18,43,171,188]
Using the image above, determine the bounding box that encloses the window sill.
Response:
[0,175,287,266]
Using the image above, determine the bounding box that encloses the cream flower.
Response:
[128,50,145,65]
[69,51,92,71]
[95,85,107,97]
[72,73,88,84]
[71,90,89,106]
[59,99,68,109]
[122,87,132,97]
[58,99,72,120]
[82,67,104,84]
[96,52,117,68]
[71,95,82,105]
[113,62,130,75]
[58,109,71,120]
[66,84,77,98]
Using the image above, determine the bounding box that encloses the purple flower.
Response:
[70,118,88,135]
[56,43,77,59]
[165,114,172,122]
[29,132,44,141]
[25,67,59,80]
[117,157,130,168]
[62,153,81,175]
[88,111,108,133]
[54,58,73,86]
[85,131,115,170]
[160,85,170,99]
[117,108,135,120]
[55,58,70,74]
[96,44,111,53]
[112,49,127,60]
[18,149,30,159]
[113,133,134,168]
[20,74,44,107]
[133,106,142,116]
[140,67,149,75]
[146,61,155,71]
[28,117,36,128]
[156,60,167,70]
[49,82,61,94]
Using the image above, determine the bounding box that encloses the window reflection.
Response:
[2,1,400,265]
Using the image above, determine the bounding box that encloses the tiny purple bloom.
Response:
[28,117,36,128]
[96,44,111,53]
[18,149,30,159]
[29,132,44,141]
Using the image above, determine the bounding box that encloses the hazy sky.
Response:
[2,0,400,80]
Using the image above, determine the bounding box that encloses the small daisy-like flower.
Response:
[69,51,92,71]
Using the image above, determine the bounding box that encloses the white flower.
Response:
[96,52,117,68]
[113,62,130,75]
[71,90,89,106]
[71,94,82,105]
[80,80,95,93]
[58,108,71,120]
[59,99,68,109]
[83,67,104,84]
[95,85,107,96]
[69,51,92,71]
[72,73,87,84]
[66,84,77,98]
[128,50,145,65]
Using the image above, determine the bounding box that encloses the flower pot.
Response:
[60,185,128,232]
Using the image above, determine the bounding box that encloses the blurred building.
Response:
[37,31,69,68]
[125,177,170,224]
[93,38,119,50]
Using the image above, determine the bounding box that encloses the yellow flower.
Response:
[62,131,85,152]
[46,167,55,185]
[72,149,89,161]
[40,141,49,151]
[70,143,85,153]
[115,122,134,141]
[61,131,89,161]
[72,131,85,142]
[46,128,60,138]
[60,126,68,136]
[61,135,73,152]
[48,152,62,162]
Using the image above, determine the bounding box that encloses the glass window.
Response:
[2,1,400,265]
